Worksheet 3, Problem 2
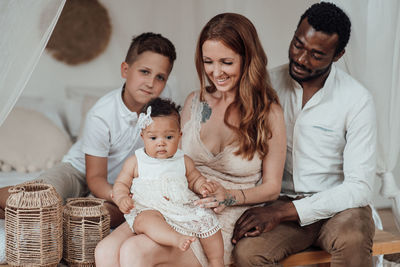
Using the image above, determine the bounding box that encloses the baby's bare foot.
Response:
[178,236,196,251]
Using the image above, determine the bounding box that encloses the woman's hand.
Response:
[198,180,220,197]
[194,181,236,213]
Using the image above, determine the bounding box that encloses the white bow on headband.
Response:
[137,106,153,130]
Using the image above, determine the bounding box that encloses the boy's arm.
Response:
[85,154,113,202]
[112,155,137,205]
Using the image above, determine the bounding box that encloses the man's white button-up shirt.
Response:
[270,64,377,226]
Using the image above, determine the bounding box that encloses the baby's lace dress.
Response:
[124,148,221,238]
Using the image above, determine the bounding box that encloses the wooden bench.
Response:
[280,229,400,267]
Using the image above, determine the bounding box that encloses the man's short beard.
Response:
[289,60,332,83]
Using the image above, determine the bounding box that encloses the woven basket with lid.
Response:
[5,182,63,267]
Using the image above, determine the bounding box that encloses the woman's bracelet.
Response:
[240,189,246,204]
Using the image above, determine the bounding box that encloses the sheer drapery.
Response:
[0,0,65,127]
[330,0,400,231]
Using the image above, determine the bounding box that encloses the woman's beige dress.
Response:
[182,92,263,266]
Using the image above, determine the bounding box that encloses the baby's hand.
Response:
[199,180,220,197]
[116,195,134,214]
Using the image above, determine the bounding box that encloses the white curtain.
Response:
[0,0,65,127]
[330,0,400,231]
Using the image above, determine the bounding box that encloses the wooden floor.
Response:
[1,208,399,266]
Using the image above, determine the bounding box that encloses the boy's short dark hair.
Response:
[125,32,176,67]
[142,97,181,127]
[298,2,351,56]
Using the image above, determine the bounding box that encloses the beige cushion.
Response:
[0,107,72,173]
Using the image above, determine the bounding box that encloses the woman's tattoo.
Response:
[219,193,236,206]
[201,102,212,123]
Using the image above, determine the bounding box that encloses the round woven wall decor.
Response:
[46,0,112,65]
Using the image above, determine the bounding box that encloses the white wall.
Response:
[21,0,397,208]
[23,0,318,105]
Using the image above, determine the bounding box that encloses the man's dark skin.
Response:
[231,17,345,244]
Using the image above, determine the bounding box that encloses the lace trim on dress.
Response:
[168,220,221,238]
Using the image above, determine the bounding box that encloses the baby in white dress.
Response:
[112,97,224,267]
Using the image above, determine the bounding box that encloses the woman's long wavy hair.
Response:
[195,13,280,160]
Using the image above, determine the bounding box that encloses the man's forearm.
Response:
[276,201,300,222]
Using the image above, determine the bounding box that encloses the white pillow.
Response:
[0,107,72,173]
[77,93,103,139]
[64,86,114,139]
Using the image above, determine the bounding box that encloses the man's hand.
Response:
[231,200,299,244]
[231,206,279,244]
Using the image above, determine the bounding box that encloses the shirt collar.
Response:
[322,63,337,93]
[118,84,138,123]
[290,64,337,110]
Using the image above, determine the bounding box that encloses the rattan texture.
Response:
[63,198,110,267]
[46,0,112,65]
[5,182,63,267]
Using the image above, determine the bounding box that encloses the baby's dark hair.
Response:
[141,98,181,127]
[125,32,176,67]
[298,2,351,56]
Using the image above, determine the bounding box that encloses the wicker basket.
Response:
[5,182,63,267]
[63,198,110,267]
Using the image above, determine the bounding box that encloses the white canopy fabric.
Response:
[0,0,65,127]
[330,0,400,231]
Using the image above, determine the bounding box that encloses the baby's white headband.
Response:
[137,106,153,130]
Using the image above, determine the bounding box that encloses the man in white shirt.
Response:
[232,3,376,266]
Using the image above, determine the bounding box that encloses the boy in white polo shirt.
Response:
[0,32,177,227]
